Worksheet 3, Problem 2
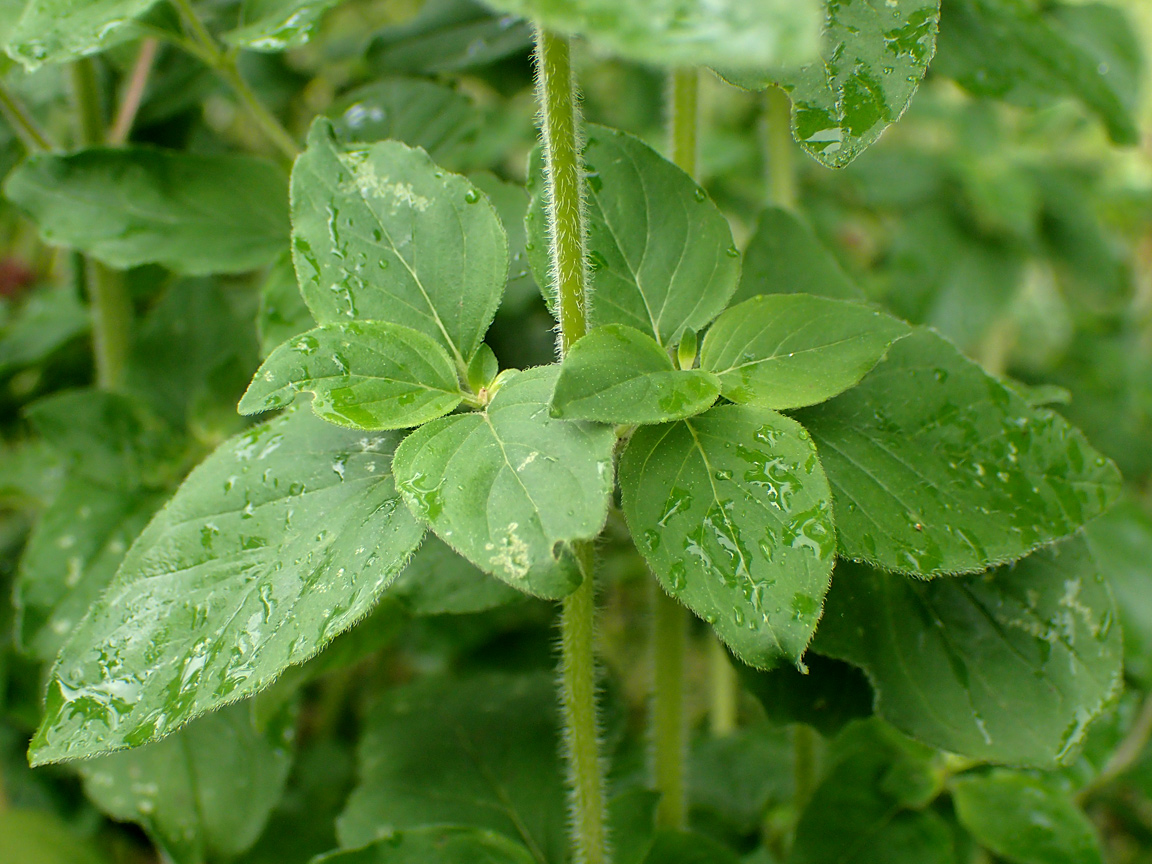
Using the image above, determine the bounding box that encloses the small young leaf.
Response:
[4,149,289,275]
[791,719,951,864]
[526,126,740,347]
[314,827,536,864]
[389,534,522,615]
[719,0,941,168]
[620,404,835,668]
[258,252,314,359]
[699,295,910,410]
[551,324,720,424]
[951,770,1104,864]
[814,537,1122,767]
[30,407,424,765]
[6,0,157,67]
[291,119,506,366]
[730,207,863,306]
[392,366,616,599]
[466,342,499,394]
[480,0,821,69]
[239,322,463,430]
[78,700,297,864]
[337,672,567,862]
[223,0,343,51]
[795,329,1121,575]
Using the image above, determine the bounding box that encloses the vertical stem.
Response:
[652,584,687,828]
[765,86,796,210]
[0,82,52,152]
[109,38,159,145]
[708,638,737,736]
[534,28,608,864]
[669,69,698,175]
[71,58,132,391]
[792,725,817,810]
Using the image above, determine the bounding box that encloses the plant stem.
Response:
[669,69,698,175]
[534,27,608,864]
[652,584,687,828]
[71,58,133,391]
[792,725,817,810]
[708,638,737,736]
[765,86,796,210]
[109,38,159,145]
[169,0,298,162]
[0,82,52,152]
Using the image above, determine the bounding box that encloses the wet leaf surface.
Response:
[223,0,344,51]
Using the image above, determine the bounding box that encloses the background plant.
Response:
[0,1,1149,863]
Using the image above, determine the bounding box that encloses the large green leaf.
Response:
[699,295,910,411]
[79,700,296,864]
[620,404,836,668]
[5,0,154,67]
[481,0,820,69]
[795,329,1120,575]
[791,719,951,864]
[223,0,344,51]
[291,119,505,366]
[720,0,941,168]
[393,366,616,599]
[389,534,522,615]
[337,672,567,862]
[315,828,536,864]
[814,537,1123,767]
[526,125,740,347]
[551,324,720,424]
[240,322,463,430]
[730,207,863,307]
[29,407,425,765]
[4,149,289,275]
[933,0,1140,146]
[951,770,1103,864]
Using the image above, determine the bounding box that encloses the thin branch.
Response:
[109,38,159,145]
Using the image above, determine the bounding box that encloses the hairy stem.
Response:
[535,28,608,864]
[765,86,796,210]
[169,0,298,161]
[0,82,52,152]
[109,38,159,145]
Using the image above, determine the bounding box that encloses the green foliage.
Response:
[314,827,537,864]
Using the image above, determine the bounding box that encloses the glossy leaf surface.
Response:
[337,673,567,862]
[551,324,720,424]
[4,149,289,275]
[291,119,505,365]
[721,0,941,168]
[389,534,521,615]
[240,322,462,430]
[30,407,424,764]
[699,294,910,410]
[79,701,296,864]
[393,366,615,599]
[951,770,1103,864]
[223,0,343,51]
[815,537,1122,766]
[315,827,536,864]
[481,0,820,69]
[526,126,740,347]
[795,329,1121,575]
[791,719,951,864]
[6,0,155,67]
[620,404,835,668]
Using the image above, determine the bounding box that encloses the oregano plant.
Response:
[0,0,1149,862]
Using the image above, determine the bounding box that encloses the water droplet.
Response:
[464,188,480,204]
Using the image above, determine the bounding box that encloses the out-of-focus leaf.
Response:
[223,0,344,51]
[257,252,313,359]
[389,534,522,615]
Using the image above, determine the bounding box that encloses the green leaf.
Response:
[291,119,506,366]
[699,295,910,410]
[337,672,567,862]
[466,342,499,394]
[730,207,863,306]
[526,125,741,347]
[739,653,873,737]
[0,809,109,864]
[481,0,820,69]
[0,286,89,377]
[951,770,1103,864]
[328,78,481,167]
[4,148,289,274]
[79,700,297,864]
[393,366,616,599]
[30,407,424,765]
[470,172,539,316]
[315,827,536,864]
[814,536,1123,767]
[223,0,343,51]
[5,0,155,67]
[551,324,720,424]
[620,404,836,668]
[794,329,1121,575]
[791,719,951,864]
[640,830,741,864]
[240,322,463,430]
[389,534,522,615]
[689,723,793,833]
[933,0,1140,146]
[258,252,314,359]
[719,0,941,169]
